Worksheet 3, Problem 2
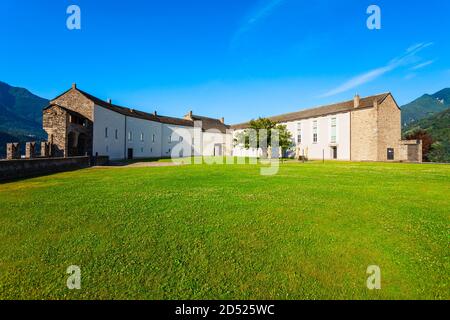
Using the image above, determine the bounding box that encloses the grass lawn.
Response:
[0,160,449,300]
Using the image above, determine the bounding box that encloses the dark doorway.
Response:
[214,144,223,156]
[331,146,338,159]
[387,148,394,160]
[77,133,87,156]
[128,148,134,160]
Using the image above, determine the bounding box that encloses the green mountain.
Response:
[404,107,450,142]
[401,88,450,126]
[0,81,49,158]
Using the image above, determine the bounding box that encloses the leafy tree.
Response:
[428,142,450,163]
[235,118,293,158]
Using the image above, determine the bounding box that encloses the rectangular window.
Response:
[168,135,172,143]
[115,129,118,140]
[313,120,318,143]
[141,147,144,153]
[387,148,395,160]
[105,127,108,138]
[140,132,144,142]
[297,122,302,144]
[179,136,183,142]
[152,134,156,143]
[128,131,133,141]
[331,117,337,143]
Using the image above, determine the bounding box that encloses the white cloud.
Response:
[231,0,285,48]
[410,60,435,71]
[320,42,434,98]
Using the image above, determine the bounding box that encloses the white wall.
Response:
[93,105,126,160]
[161,124,196,158]
[232,112,351,160]
[125,116,162,159]
[94,104,232,160]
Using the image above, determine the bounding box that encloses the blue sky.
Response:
[1,0,449,123]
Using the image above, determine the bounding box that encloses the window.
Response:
[179,150,183,157]
[168,135,172,143]
[140,132,144,142]
[313,120,318,143]
[179,136,183,142]
[297,122,302,144]
[115,129,118,140]
[128,131,133,141]
[150,148,153,153]
[387,148,395,160]
[152,134,156,143]
[105,127,108,138]
[331,117,337,143]
[141,147,144,153]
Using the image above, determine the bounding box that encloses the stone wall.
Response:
[43,106,68,157]
[51,86,95,121]
[0,156,91,182]
[350,106,378,161]
[377,95,402,161]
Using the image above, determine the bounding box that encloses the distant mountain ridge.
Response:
[401,88,450,126]
[404,107,450,142]
[0,81,48,157]
[0,81,48,136]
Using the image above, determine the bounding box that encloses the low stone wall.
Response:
[0,156,91,182]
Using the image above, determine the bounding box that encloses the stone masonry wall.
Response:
[52,88,95,121]
[350,106,378,161]
[43,106,68,157]
[377,95,402,161]
[0,156,90,182]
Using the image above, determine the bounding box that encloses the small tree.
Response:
[428,142,450,163]
[276,124,294,158]
[235,118,293,158]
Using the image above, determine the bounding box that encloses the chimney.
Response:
[220,117,225,124]
[185,110,193,120]
[153,111,157,116]
[354,94,360,108]
[72,83,77,89]
[108,99,112,104]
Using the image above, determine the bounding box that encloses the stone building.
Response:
[232,93,422,162]
[43,84,231,160]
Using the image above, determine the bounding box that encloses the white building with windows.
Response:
[44,84,232,160]
[232,93,422,162]
[43,85,421,163]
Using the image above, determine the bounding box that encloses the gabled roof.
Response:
[58,86,237,129]
[189,114,230,133]
[231,93,392,130]
[77,88,162,122]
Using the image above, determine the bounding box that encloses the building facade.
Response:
[232,93,422,162]
[43,84,231,160]
[40,85,421,163]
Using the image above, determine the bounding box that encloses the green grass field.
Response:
[0,160,449,300]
